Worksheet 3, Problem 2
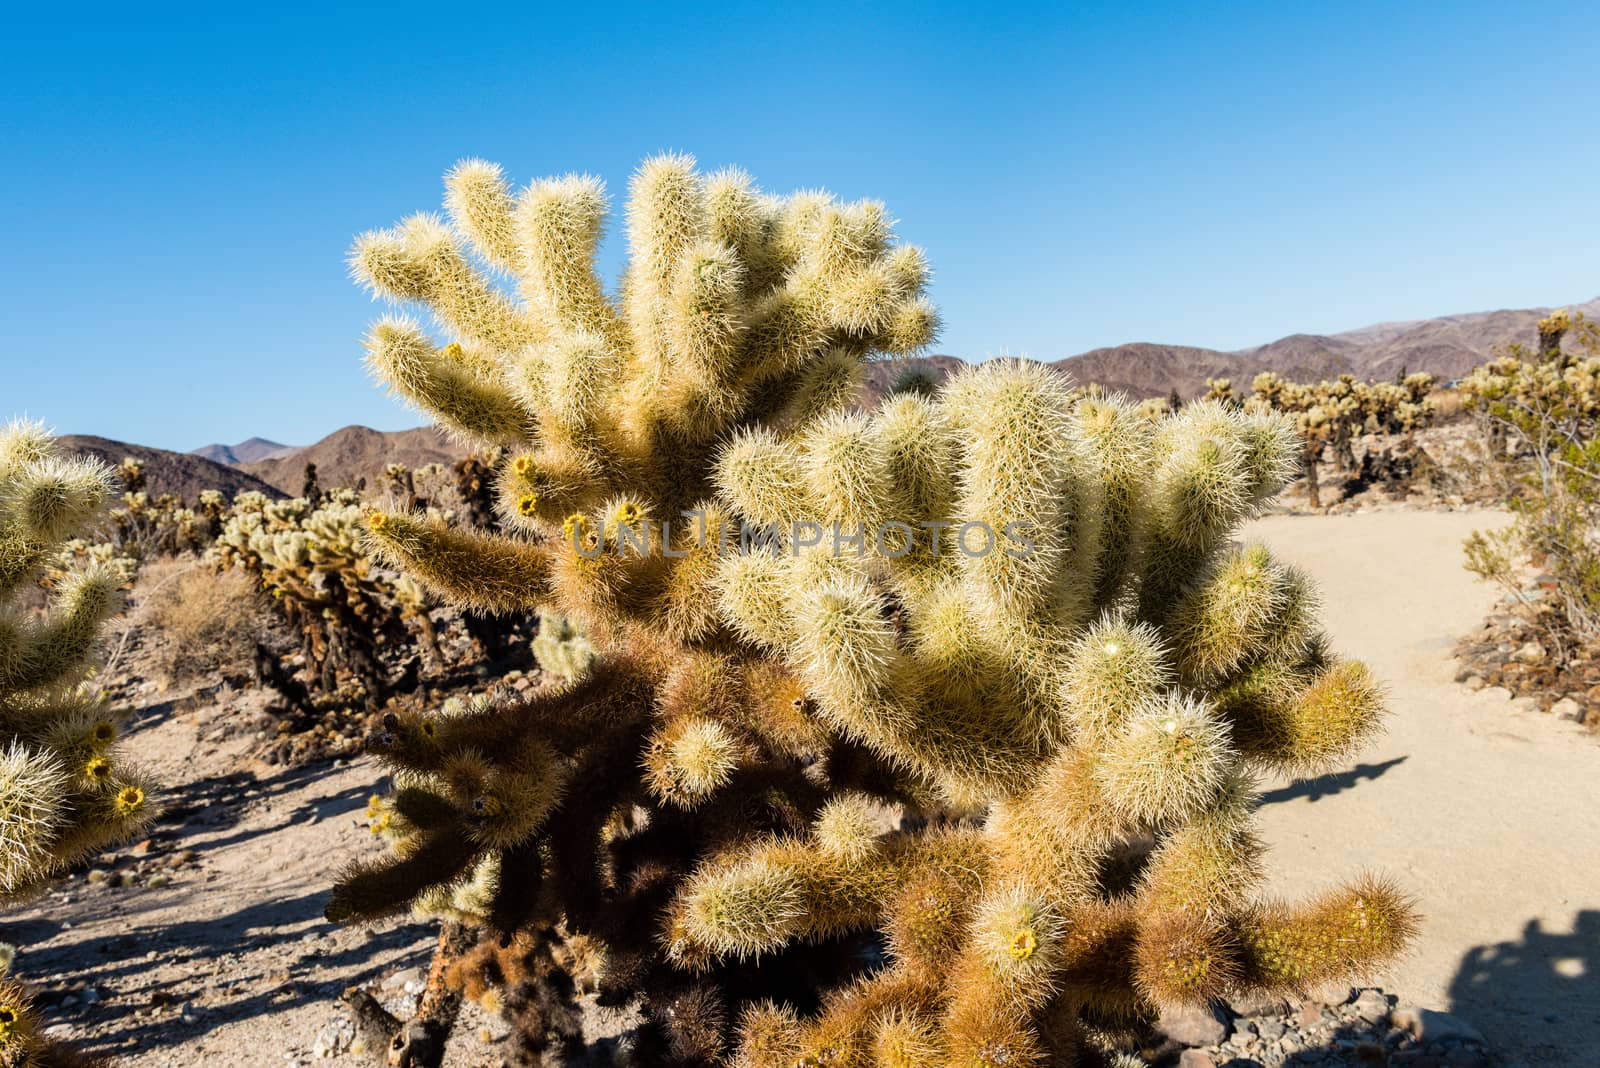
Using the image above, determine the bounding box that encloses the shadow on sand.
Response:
[1447,910,1599,1066]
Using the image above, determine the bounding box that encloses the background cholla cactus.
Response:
[530,609,595,683]
[209,489,452,702]
[1244,371,1438,508]
[1201,377,1236,406]
[98,458,228,561]
[0,419,153,1068]
[339,155,1410,1066]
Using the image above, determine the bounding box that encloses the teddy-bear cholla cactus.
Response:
[210,489,453,699]
[0,420,152,1066]
[1243,372,1435,509]
[688,368,1411,1063]
[343,156,1409,1065]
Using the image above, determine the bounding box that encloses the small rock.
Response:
[311,1017,354,1058]
[1392,1006,1484,1045]
[146,873,171,889]
[1178,1052,1216,1068]
[1157,1002,1229,1047]
[1231,993,1294,1018]
[1256,1017,1286,1041]
[1551,697,1583,721]
[1479,686,1512,702]
[1462,675,1486,691]
[381,966,423,991]
[1295,1001,1324,1028]
[1514,641,1545,663]
[1351,988,1390,1023]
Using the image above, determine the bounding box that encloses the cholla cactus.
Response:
[1201,377,1236,406]
[1462,312,1600,649]
[0,420,151,1067]
[101,457,228,561]
[1244,371,1437,508]
[0,420,155,894]
[106,488,225,558]
[210,490,450,700]
[530,609,594,683]
[341,156,1408,1065]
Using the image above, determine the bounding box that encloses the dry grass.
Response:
[135,558,266,685]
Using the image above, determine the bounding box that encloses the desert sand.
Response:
[1245,509,1600,1067]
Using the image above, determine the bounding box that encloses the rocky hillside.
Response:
[94,296,1599,495]
[902,296,1600,400]
[240,425,461,495]
[58,436,284,501]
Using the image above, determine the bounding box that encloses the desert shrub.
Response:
[326,154,1412,1066]
[136,560,268,685]
[1462,312,1600,658]
[0,419,155,1067]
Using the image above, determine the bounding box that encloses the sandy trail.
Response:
[1245,509,1600,1068]
[3,702,441,1067]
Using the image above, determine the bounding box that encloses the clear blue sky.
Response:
[3,2,1596,451]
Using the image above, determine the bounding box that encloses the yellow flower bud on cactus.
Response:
[114,785,145,817]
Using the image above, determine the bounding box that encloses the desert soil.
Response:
[2,508,1595,1066]
[1244,509,1599,1068]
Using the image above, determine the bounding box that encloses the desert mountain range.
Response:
[190,436,299,466]
[59,296,1599,501]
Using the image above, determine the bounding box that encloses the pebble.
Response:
[1392,1006,1485,1045]
[1157,1001,1228,1046]
[311,1016,354,1058]
[1550,696,1583,720]
[381,966,423,991]
[1167,989,1491,1068]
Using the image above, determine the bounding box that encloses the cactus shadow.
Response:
[29,890,433,1055]
[1446,911,1599,1064]
[1257,756,1407,806]
[156,761,368,856]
